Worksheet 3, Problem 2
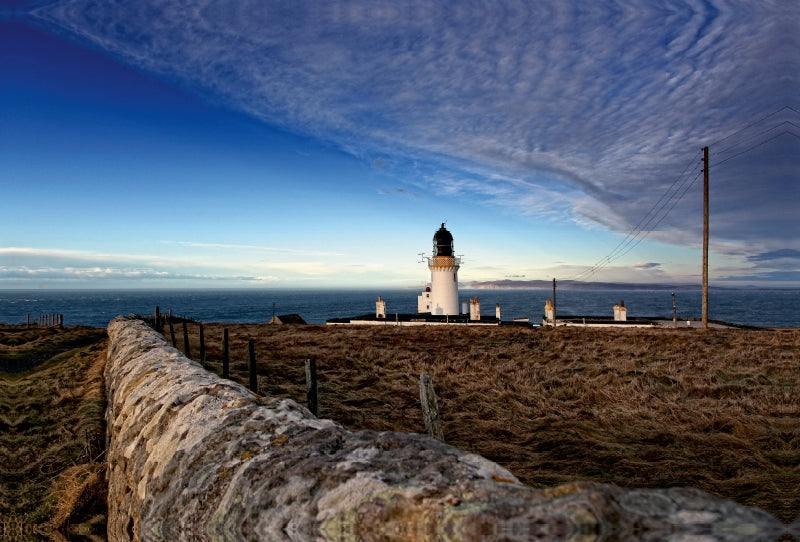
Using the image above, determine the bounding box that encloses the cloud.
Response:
[161,241,342,257]
[377,187,414,197]
[28,0,800,258]
[0,247,261,284]
[0,246,389,286]
[0,247,169,267]
[748,249,800,262]
[634,262,661,270]
[0,265,256,283]
[717,270,800,284]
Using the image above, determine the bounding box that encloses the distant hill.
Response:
[464,279,701,290]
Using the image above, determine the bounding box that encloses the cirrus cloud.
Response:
[23,0,800,281]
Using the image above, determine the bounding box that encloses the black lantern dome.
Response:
[433,223,454,256]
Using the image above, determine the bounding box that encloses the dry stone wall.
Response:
[106,316,787,541]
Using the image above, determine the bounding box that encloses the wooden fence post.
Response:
[248,340,258,394]
[419,373,444,442]
[182,321,191,359]
[154,306,161,332]
[199,323,205,363]
[305,358,319,417]
[222,328,229,378]
[169,318,176,348]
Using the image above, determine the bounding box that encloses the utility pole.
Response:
[672,292,677,328]
[702,146,709,329]
[552,278,557,327]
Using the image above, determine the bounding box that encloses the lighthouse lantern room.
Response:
[418,223,461,315]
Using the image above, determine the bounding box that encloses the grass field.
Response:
[1,322,797,541]
[0,325,107,541]
[171,323,800,523]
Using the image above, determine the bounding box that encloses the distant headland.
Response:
[465,279,700,290]
[465,279,798,290]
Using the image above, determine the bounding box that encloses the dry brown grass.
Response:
[175,323,800,523]
[3,321,791,536]
[0,326,107,541]
[0,325,106,375]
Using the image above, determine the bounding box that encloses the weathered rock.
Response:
[106,316,787,541]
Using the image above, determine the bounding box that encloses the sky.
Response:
[1,0,799,289]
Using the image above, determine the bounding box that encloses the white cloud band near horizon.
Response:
[0,247,357,286]
[3,245,798,288]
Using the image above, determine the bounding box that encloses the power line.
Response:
[713,120,800,158]
[707,105,799,148]
[609,170,702,263]
[571,171,702,281]
[608,151,702,258]
[568,153,702,281]
[565,105,798,282]
[714,130,800,168]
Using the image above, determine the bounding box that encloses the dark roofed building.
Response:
[268,313,307,325]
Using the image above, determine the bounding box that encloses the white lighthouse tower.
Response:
[418,223,461,315]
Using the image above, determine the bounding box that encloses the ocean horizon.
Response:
[1,287,798,329]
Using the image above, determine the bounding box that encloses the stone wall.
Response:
[105,316,787,541]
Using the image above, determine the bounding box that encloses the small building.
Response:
[268,313,307,325]
[613,300,628,321]
[542,300,655,328]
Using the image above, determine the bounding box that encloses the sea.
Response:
[1,288,798,328]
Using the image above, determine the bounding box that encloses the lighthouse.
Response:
[418,223,461,315]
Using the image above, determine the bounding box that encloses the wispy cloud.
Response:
[748,249,800,262]
[0,265,258,283]
[0,247,258,284]
[0,246,389,286]
[0,247,172,266]
[716,270,800,284]
[161,241,342,257]
[29,0,800,270]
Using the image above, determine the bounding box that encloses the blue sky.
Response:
[1,0,798,289]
